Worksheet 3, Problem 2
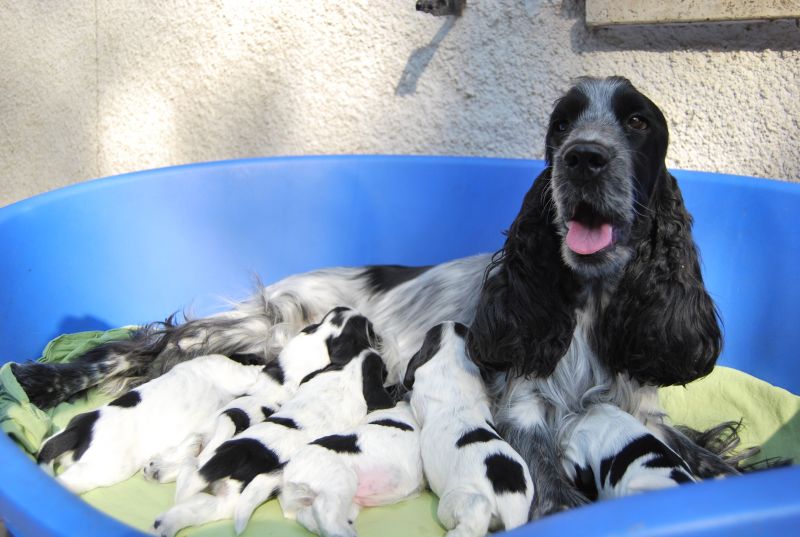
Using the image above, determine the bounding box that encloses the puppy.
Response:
[405,322,534,537]
[154,312,394,537]
[143,307,354,484]
[280,400,424,537]
[561,404,697,501]
[37,352,269,493]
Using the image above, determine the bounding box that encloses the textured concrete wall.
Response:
[1,0,799,206]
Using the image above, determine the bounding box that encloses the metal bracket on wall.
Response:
[416,0,465,17]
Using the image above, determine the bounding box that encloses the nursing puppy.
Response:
[143,307,353,484]
[37,352,269,493]
[280,400,423,537]
[405,322,533,537]
[154,314,395,537]
[561,404,696,501]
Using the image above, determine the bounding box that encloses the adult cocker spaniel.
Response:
[14,76,745,519]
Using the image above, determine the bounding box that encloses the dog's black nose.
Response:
[563,143,610,176]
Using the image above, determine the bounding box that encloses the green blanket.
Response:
[2,330,798,536]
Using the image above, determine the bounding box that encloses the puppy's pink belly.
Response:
[354,469,402,506]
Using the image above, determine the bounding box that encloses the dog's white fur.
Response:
[279,401,424,537]
[154,315,391,537]
[408,322,533,537]
[560,403,697,500]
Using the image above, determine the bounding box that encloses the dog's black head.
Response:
[470,77,721,386]
[546,76,669,277]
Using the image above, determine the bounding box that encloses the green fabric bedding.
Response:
[2,329,798,536]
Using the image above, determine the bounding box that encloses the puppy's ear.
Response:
[402,324,445,390]
[362,352,394,411]
[469,170,581,377]
[595,172,721,386]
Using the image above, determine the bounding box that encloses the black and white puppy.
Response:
[154,312,394,537]
[37,352,269,493]
[561,403,696,501]
[405,322,533,537]
[143,307,356,485]
[279,400,423,537]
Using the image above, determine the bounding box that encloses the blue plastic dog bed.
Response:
[0,156,798,536]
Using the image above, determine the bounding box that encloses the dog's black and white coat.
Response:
[154,310,395,537]
[16,77,743,520]
[143,307,358,485]
[405,322,533,537]
[279,400,423,537]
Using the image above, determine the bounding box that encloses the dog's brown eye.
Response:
[628,115,648,130]
[555,121,569,133]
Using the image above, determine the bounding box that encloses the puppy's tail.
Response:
[234,473,282,535]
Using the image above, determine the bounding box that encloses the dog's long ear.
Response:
[595,172,722,386]
[361,352,394,411]
[469,170,581,377]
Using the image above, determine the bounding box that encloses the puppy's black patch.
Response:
[301,323,320,335]
[369,419,414,432]
[604,434,678,487]
[456,427,501,448]
[108,390,141,408]
[643,443,692,473]
[326,315,374,365]
[362,352,394,412]
[484,453,528,494]
[670,469,693,484]
[299,363,343,385]
[266,416,300,430]
[361,265,432,294]
[201,438,284,487]
[402,323,444,389]
[326,307,352,328]
[223,408,250,435]
[572,463,599,501]
[37,410,100,464]
[227,353,265,367]
[311,433,361,454]
[452,322,469,339]
[261,406,276,419]
[263,362,285,385]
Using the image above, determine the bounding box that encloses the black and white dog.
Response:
[154,311,395,537]
[405,322,533,537]
[16,77,743,518]
[279,401,423,537]
[143,307,359,485]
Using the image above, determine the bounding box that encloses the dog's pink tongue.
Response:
[566,221,613,255]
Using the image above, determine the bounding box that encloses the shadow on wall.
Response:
[396,17,458,96]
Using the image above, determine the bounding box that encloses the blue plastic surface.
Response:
[0,156,798,536]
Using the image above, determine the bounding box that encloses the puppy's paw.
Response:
[152,512,181,537]
[143,456,181,484]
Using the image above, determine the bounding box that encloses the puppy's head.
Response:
[402,322,470,390]
[545,76,669,278]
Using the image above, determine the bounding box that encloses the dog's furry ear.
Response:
[469,170,581,377]
[362,352,394,411]
[595,172,722,386]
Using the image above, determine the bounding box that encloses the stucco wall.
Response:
[1,0,798,206]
